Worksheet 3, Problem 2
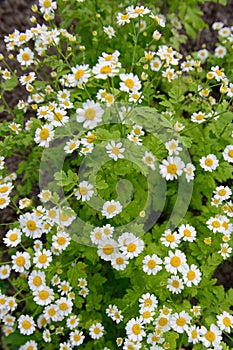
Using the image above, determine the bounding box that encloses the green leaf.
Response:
[1,76,18,91]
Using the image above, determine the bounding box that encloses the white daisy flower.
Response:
[97,238,119,261]
[184,163,196,182]
[183,264,202,286]
[119,73,142,93]
[105,140,125,161]
[160,229,181,249]
[139,293,158,311]
[125,317,146,342]
[34,124,55,148]
[28,270,46,291]
[216,311,233,333]
[56,297,73,317]
[3,228,22,247]
[170,311,191,333]
[74,181,94,201]
[68,64,91,86]
[191,111,207,123]
[178,224,196,242]
[101,200,123,219]
[167,275,184,294]
[142,151,156,170]
[159,156,185,180]
[66,315,79,330]
[197,48,209,60]
[222,145,233,163]
[0,265,11,280]
[19,339,38,350]
[165,139,182,155]
[199,324,222,348]
[92,61,119,79]
[69,329,85,346]
[11,251,31,273]
[120,236,144,259]
[218,243,232,259]
[164,249,187,274]
[33,285,54,306]
[52,231,71,252]
[103,25,116,38]
[17,47,34,66]
[111,253,129,270]
[186,325,201,344]
[89,322,104,339]
[154,314,171,332]
[215,45,227,58]
[200,154,219,172]
[33,249,52,269]
[142,254,163,275]
[18,314,36,335]
[76,100,104,129]
[39,0,57,14]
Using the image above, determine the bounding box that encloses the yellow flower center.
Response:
[125,78,134,89]
[69,142,77,150]
[73,334,81,341]
[53,112,63,122]
[93,327,100,334]
[176,317,186,326]
[22,52,30,61]
[103,244,114,255]
[172,280,180,288]
[9,233,18,241]
[132,324,141,335]
[75,69,84,80]
[127,243,136,252]
[121,14,130,21]
[38,254,47,264]
[48,308,56,316]
[22,320,31,330]
[26,220,37,231]
[144,298,152,307]
[191,330,198,338]
[84,108,96,120]
[205,330,216,342]
[167,163,178,174]
[147,259,156,268]
[228,150,233,158]
[106,204,116,213]
[158,317,168,327]
[205,158,213,166]
[196,113,204,120]
[100,65,112,74]
[33,276,42,286]
[16,256,25,266]
[170,256,181,267]
[183,229,191,237]
[111,146,120,155]
[43,0,51,8]
[59,302,68,311]
[39,290,49,300]
[212,220,220,228]
[0,198,6,205]
[79,187,88,195]
[40,128,49,140]
[223,317,231,327]
[57,237,66,245]
[166,234,175,242]
[116,257,124,265]
[187,270,196,280]
[0,186,9,193]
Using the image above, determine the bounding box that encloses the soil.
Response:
[0,0,233,341]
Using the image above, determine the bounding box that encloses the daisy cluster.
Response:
[0,0,232,349]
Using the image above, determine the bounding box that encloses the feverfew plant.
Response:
[0,0,232,349]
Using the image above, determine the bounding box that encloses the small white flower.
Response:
[89,322,104,339]
[101,200,123,219]
[200,154,219,172]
